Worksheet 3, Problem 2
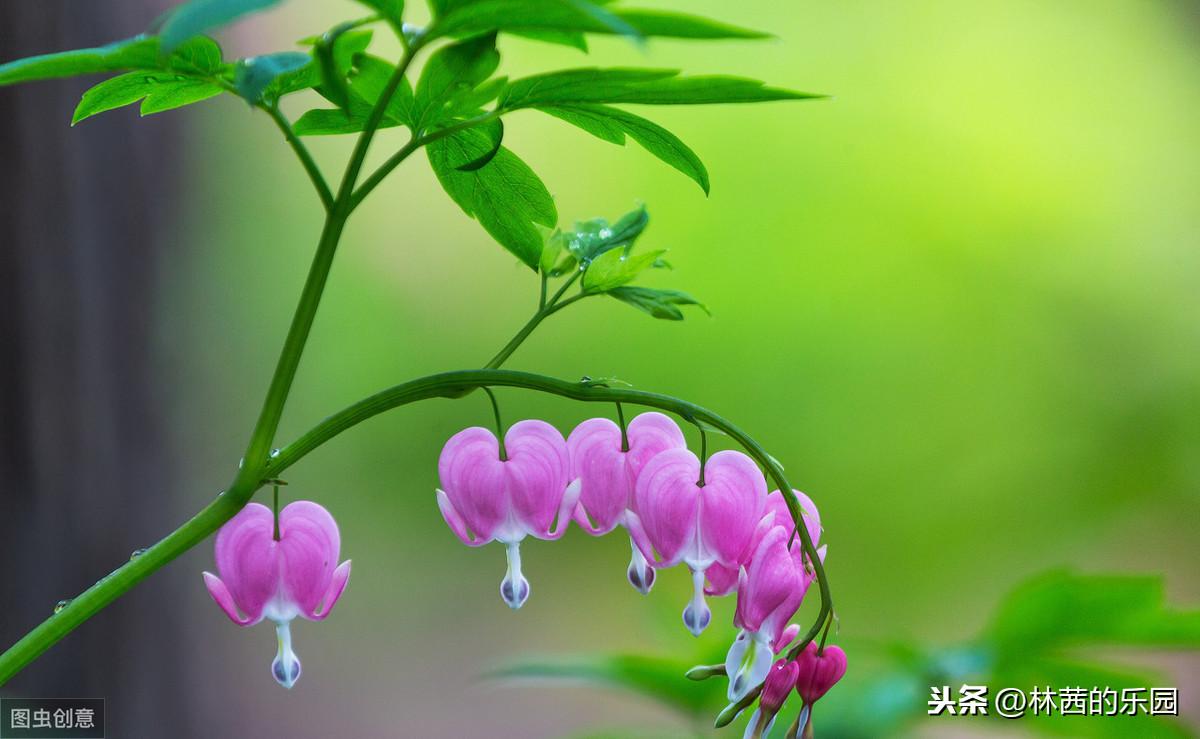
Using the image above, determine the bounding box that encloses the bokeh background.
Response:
[1,0,1198,736]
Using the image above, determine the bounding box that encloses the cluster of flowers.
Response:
[436,412,831,704]
[196,410,844,733]
[748,644,848,739]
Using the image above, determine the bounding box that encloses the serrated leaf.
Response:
[413,33,500,132]
[609,286,707,320]
[539,103,708,193]
[349,54,415,126]
[72,72,223,124]
[583,248,665,292]
[234,51,310,103]
[502,68,818,109]
[428,127,556,269]
[0,36,162,86]
[159,0,283,52]
[431,1,766,43]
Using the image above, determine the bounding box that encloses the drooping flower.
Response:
[436,419,578,609]
[794,642,847,705]
[742,658,800,739]
[626,448,767,636]
[202,500,351,689]
[567,412,686,594]
[723,492,826,701]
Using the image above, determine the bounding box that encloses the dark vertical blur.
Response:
[0,2,196,735]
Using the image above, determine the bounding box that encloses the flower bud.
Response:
[794,642,847,704]
[761,658,800,714]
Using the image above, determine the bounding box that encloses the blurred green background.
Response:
[147,0,1200,735]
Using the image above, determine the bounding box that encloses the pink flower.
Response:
[794,643,847,705]
[202,501,351,688]
[723,491,826,701]
[436,420,579,609]
[626,449,766,635]
[567,412,686,593]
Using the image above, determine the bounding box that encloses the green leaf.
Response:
[539,103,708,193]
[609,286,708,320]
[413,33,500,131]
[72,72,223,124]
[314,24,361,110]
[234,51,310,103]
[456,119,505,171]
[583,248,665,292]
[160,0,283,52]
[168,36,226,75]
[354,0,404,22]
[431,1,766,42]
[428,127,556,269]
[508,29,589,52]
[538,229,565,274]
[293,52,415,136]
[502,68,818,109]
[0,36,161,86]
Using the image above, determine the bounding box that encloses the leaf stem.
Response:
[483,387,507,459]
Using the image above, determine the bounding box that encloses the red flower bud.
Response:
[761,658,801,714]
[794,642,847,704]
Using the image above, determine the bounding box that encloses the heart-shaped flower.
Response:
[794,642,847,705]
[626,448,766,635]
[567,412,686,593]
[202,500,351,688]
[436,419,579,609]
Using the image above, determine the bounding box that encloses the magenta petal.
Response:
[436,489,482,546]
[705,562,740,597]
[277,501,341,618]
[438,427,508,543]
[568,418,629,535]
[203,572,256,625]
[699,451,767,566]
[212,502,278,624]
[633,448,701,567]
[504,420,570,537]
[309,560,351,621]
[738,527,803,636]
[766,489,822,551]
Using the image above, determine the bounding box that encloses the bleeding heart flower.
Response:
[723,490,828,701]
[794,642,847,705]
[626,448,767,636]
[567,412,686,593]
[436,419,579,609]
[202,500,351,689]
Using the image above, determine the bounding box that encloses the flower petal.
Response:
[699,451,767,567]
[568,418,629,535]
[308,559,351,620]
[202,572,257,626]
[277,501,342,617]
[504,420,570,537]
[633,448,701,567]
[438,426,509,543]
[212,502,277,624]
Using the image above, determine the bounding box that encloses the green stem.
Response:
[273,483,282,541]
[483,387,507,459]
[241,42,423,474]
[696,424,708,486]
[264,104,333,211]
[616,401,629,452]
